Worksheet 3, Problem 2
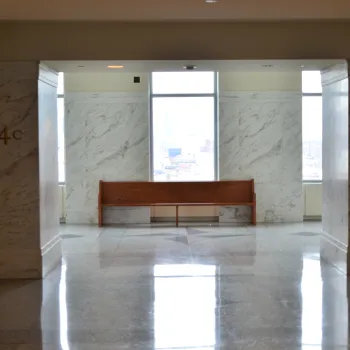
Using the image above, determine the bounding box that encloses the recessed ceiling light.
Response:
[108,65,124,69]
[205,0,218,2]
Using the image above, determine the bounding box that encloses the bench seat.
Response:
[98,180,256,227]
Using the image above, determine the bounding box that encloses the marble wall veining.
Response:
[219,91,303,223]
[65,92,150,224]
[321,63,349,274]
[0,62,41,278]
[0,62,61,279]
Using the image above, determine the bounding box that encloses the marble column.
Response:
[0,61,61,279]
[321,62,349,274]
[219,91,303,223]
[65,92,150,225]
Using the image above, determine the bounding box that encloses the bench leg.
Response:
[98,205,103,227]
[252,204,256,225]
[176,206,179,227]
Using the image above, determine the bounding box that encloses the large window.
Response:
[57,72,65,183]
[151,72,217,182]
[302,71,322,181]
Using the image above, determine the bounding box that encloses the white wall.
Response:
[304,183,322,217]
[219,71,304,223]
[321,63,349,274]
[220,71,302,91]
[65,72,149,92]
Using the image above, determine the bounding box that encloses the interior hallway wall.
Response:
[0,62,61,278]
[65,70,304,224]
[65,72,150,224]
[38,65,62,276]
[321,63,349,274]
[219,71,303,223]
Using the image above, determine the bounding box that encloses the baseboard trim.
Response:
[41,234,61,255]
[303,215,322,221]
[151,216,218,223]
[321,230,347,252]
[320,230,347,275]
[41,234,62,278]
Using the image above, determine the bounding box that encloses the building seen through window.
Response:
[151,72,217,182]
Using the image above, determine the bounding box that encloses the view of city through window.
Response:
[302,71,322,181]
[151,72,216,182]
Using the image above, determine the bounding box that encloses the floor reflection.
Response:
[302,254,323,350]
[2,223,349,349]
[154,264,217,349]
[59,260,69,350]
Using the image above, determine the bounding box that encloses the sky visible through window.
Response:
[152,72,216,182]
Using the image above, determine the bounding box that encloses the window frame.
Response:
[302,74,323,183]
[57,77,65,185]
[149,72,219,182]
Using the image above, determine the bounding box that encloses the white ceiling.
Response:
[1,0,350,20]
[45,60,343,73]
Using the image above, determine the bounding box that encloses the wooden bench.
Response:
[98,180,256,227]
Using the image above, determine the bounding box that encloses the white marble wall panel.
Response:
[0,62,41,278]
[321,63,349,274]
[38,65,61,276]
[65,92,149,224]
[0,62,61,279]
[219,92,303,223]
[103,207,150,225]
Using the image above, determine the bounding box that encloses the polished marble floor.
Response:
[0,222,349,349]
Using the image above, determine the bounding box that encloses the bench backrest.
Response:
[99,180,255,205]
